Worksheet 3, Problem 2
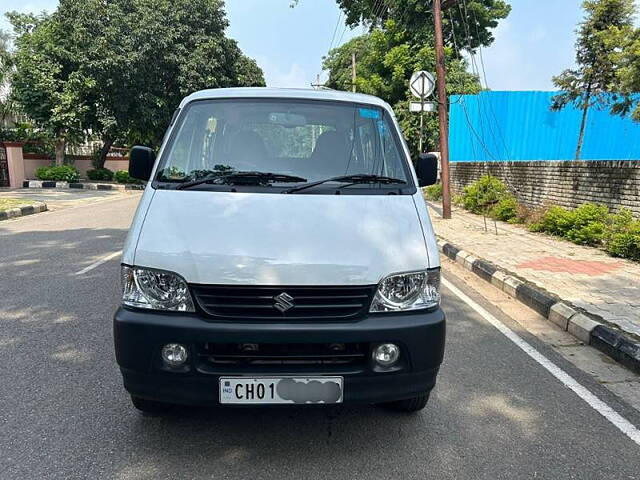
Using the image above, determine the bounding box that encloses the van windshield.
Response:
[155,99,412,191]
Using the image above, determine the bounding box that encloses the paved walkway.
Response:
[428,202,640,340]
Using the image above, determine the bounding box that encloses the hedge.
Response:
[114,170,140,184]
[86,168,114,181]
[35,165,80,182]
[458,175,640,261]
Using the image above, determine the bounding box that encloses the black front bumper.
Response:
[113,307,446,406]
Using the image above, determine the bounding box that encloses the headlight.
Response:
[121,265,195,312]
[370,268,440,312]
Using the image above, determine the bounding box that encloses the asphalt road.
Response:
[1,194,639,479]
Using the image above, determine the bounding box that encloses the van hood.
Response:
[133,190,430,286]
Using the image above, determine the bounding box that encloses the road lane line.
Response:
[442,276,640,447]
[75,251,122,275]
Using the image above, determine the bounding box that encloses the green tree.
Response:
[551,0,636,160]
[608,22,640,120]
[54,0,265,168]
[323,20,481,155]
[8,12,92,164]
[330,0,510,51]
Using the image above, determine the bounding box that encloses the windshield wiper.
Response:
[176,171,307,190]
[283,174,406,194]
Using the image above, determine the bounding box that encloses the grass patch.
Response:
[0,198,33,211]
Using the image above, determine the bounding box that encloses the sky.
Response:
[0,0,631,91]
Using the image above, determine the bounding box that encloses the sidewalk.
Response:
[429,203,640,342]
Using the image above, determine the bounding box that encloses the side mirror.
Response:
[415,153,438,187]
[129,146,156,181]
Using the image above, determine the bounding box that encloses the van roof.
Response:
[180,87,392,110]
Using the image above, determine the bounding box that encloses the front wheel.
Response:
[130,395,173,415]
[380,393,430,413]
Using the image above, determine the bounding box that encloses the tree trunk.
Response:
[54,139,65,166]
[96,135,114,170]
[576,87,592,161]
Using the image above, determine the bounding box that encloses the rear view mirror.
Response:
[268,112,306,127]
[415,153,438,187]
[129,146,156,181]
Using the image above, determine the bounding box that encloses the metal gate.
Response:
[0,144,9,187]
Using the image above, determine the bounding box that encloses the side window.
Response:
[165,114,199,177]
[351,115,404,178]
[164,111,221,178]
[379,119,404,178]
[356,122,378,174]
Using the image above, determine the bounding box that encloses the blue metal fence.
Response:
[448,91,640,162]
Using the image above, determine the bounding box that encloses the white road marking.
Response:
[442,277,640,447]
[75,251,122,275]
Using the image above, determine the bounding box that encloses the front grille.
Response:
[198,342,368,367]
[191,284,376,320]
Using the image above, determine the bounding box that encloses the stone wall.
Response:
[450,160,640,216]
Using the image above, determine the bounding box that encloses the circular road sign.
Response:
[410,71,435,99]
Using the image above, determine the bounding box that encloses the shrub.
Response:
[423,183,443,201]
[35,166,55,180]
[114,170,140,184]
[604,209,640,260]
[530,203,609,246]
[607,208,634,236]
[567,221,607,246]
[491,195,518,221]
[461,175,508,214]
[86,168,114,181]
[35,165,80,182]
[564,203,609,246]
[533,205,574,236]
[606,222,640,260]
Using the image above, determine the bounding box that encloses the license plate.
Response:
[219,376,343,404]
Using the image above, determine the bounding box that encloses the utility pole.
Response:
[433,0,452,219]
[351,53,357,93]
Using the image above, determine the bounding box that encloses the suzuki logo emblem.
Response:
[273,292,295,313]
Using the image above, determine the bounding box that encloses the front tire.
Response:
[130,395,172,415]
[380,393,430,413]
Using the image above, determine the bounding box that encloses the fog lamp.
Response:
[161,343,188,367]
[373,343,400,367]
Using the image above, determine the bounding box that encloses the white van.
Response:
[114,88,445,414]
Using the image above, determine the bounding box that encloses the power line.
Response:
[457,0,505,162]
[372,0,389,24]
[455,0,494,162]
[470,4,512,159]
[328,10,343,54]
[454,0,523,199]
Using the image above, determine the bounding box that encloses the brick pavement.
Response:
[428,202,640,339]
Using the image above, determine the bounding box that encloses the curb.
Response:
[23,180,144,191]
[437,238,640,374]
[0,202,48,221]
